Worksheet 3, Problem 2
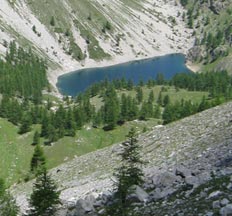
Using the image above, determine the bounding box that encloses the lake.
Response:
[57,54,192,96]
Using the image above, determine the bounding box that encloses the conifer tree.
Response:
[136,87,143,103]
[18,115,32,134]
[30,145,46,174]
[0,179,18,216]
[106,128,144,216]
[32,131,40,145]
[0,193,19,216]
[0,178,5,198]
[27,169,60,216]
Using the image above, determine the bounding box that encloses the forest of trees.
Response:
[0,41,49,103]
[1,68,232,143]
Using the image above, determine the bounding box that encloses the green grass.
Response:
[0,85,208,186]
[44,119,159,169]
[92,86,209,108]
[0,116,158,186]
[0,118,35,185]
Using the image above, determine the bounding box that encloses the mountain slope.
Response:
[13,101,232,214]
[0,0,193,87]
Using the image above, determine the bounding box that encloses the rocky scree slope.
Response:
[0,0,193,87]
[13,101,232,215]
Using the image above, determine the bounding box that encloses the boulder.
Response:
[152,171,181,188]
[213,200,221,209]
[68,198,96,216]
[208,191,222,199]
[221,199,230,207]
[220,204,232,216]
[175,165,192,179]
[127,185,149,203]
[185,175,199,187]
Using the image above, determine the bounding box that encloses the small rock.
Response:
[127,185,149,203]
[208,191,222,199]
[220,204,232,216]
[98,209,105,215]
[221,199,230,207]
[213,200,221,209]
[185,175,199,187]
[175,165,192,178]
[227,183,232,190]
[75,198,95,215]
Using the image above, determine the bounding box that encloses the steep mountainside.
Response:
[13,101,232,214]
[0,0,193,87]
[183,0,232,72]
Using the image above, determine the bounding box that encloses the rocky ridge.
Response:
[13,101,232,215]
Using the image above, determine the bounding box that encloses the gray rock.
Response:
[185,175,199,187]
[152,171,181,188]
[205,212,214,216]
[220,204,232,216]
[100,191,113,204]
[175,165,192,178]
[213,200,221,209]
[221,199,230,207]
[73,198,95,216]
[98,209,105,215]
[127,185,149,203]
[150,187,163,200]
[208,191,222,199]
[227,183,232,190]
[198,172,211,184]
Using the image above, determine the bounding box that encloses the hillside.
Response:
[182,0,232,72]
[13,101,232,214]
[0,0,193,88]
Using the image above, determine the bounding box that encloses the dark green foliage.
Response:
[162,100,198,124]
[0,179,18,216]
[0,41,48,102]
[163,94,170,107]
[106,128,144,216]
[30,145,46,174]
[27,169,60,216]
[157,91,163,106]
[103,85,120,130]
[171,71,232,99]
[0,193,19,216]
[50,16,55,26]
[136,87,143,103]
[0,178,5,198]
[32,131,40,145]
[18,115,32,134]
[153,105,161,119]
[180,0,188,6]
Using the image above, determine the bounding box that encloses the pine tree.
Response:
[148,90,154,103]
[103,85,120,130]
[0,179,18,216]
[18,115,32,134]
[50,16,55,26]
[0,192,19,216]
[32,131,40,145]
[157,91,163,106]
[0,178,5,198]
[27,169,60,216]
[106,128,144,216]
[31,145,46,174]
[136,87,143,103]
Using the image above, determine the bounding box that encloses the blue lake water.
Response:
[57,54,192,96]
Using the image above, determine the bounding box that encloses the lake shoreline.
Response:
[50,52,192,98]
[56,53,192,97]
